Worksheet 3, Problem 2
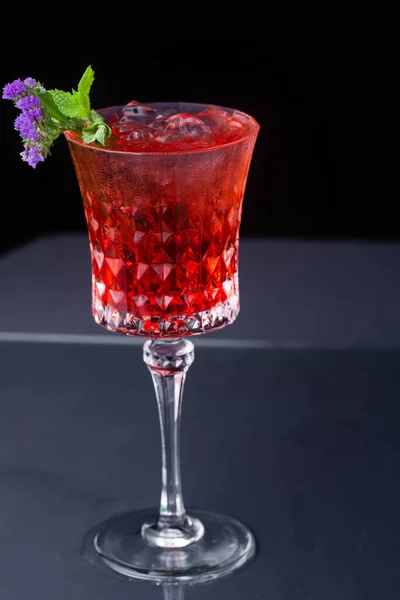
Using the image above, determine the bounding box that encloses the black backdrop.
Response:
[1,23,399,255]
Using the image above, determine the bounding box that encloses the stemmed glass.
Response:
[65,102,259,584]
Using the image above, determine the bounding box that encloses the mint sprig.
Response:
[45,66,111,143]
[2,66,111,168]
[48,66,94,120]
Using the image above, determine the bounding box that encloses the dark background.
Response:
[1,23,399,256]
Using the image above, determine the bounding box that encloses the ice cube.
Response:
[112,102,158,141]
[148,114,169,132]
[197,106,231,135]
[113,122,139,134]
[220,110,251,141]
[231,110,249,126]
[126,125,153,141]
[198,107,231,118]
[154,113,211,143]
[113,115,147,133]
[124,100,140,108]
[176,114,211,137]
[122,100,156,119]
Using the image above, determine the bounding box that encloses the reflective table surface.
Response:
[1,339,399,599]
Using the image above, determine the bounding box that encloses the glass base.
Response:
[83,508,256,584]
[93,295,240,337]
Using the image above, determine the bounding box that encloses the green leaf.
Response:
[48,89,89,120]
[77,66,95,118]
[94,124,108,145]
[90,109,105,124]
[82,122,111,146]
[37,90,71,125]
[82,128,98,144]
[34,66,109,150]
[46,66,95,121]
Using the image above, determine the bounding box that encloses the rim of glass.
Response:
[64,102,260,156]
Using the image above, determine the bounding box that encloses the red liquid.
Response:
[66,103,259,337]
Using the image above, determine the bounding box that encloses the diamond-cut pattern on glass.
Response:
[86,199,241,337]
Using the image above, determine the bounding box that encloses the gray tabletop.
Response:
[1,340,400,599]
[1,235,400,598]
[1,233,400,346]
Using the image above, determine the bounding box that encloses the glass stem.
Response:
[142,338,204,549]
[163,584,185,600]
[150,346,188,527]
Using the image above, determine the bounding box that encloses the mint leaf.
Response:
[94,127,106,146]
[98,123,111,145]
[48,89,89,120]
[37,90,71,126]
[77,66,95,117]
[47,66,95,121]
[91,109,105,124]
[82,122,111,146]
[48,68,111,147]
[82,126,99,144]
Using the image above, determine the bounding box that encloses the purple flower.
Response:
[24,77,37,88]
[15,95,41,110]
[20,144,44,168]
[25,107,42,122]
[2,78,28,100]
[14,112,39,142]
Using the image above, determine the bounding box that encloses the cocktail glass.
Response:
[65,102,259,584]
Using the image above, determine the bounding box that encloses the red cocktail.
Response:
[66,102,259,337]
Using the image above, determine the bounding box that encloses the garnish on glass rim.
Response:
[2,66,111,168]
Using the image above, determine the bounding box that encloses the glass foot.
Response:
[83,508,256,584]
